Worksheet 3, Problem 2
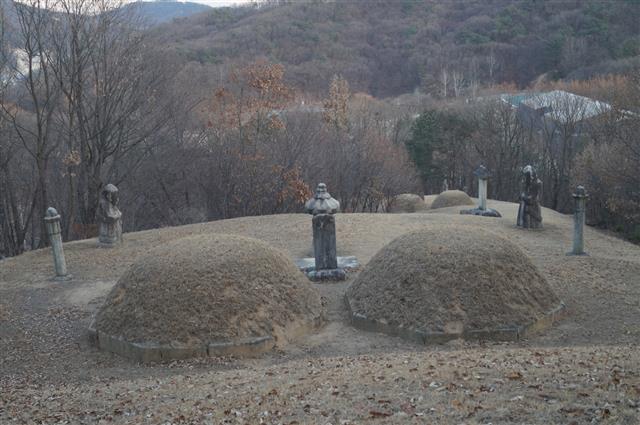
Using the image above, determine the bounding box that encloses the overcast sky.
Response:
[165,0,253,6]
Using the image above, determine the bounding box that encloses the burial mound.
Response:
[91,234,324,362]
[388,193,428,213]
[431,190,474,209]
[345,227,563,343]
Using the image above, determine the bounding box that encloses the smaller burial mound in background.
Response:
[388,193,428,213]
[91,234,324,362]
[430,190,474,210]
[345,227,564,344]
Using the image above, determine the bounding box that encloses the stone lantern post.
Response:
[460,165,501,217]
[569,185,588,256]
[44,207,71,281]
[476,165,490,211]
[304,183,346,281]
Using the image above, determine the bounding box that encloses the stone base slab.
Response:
[460,207,502,218]
[295,256,359,272]
[88,321,274,363]
[345,295,566,344]
[307,268,347,281]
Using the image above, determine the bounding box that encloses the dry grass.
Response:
[2,199,640,423]
[94,234,323,346]
[431,190,475,209]
[423,194,438,209]
[346,226,560,334]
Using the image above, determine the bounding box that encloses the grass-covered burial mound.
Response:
[345,227,563,343]
[388,193,428,213]
[430,190,474,209]
[91,234,324,362]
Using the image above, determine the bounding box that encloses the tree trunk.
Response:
[87,164,103,224]
[37,157,49,247]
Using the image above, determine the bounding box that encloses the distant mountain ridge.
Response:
[123,1,212,25]
[0,0,212,39]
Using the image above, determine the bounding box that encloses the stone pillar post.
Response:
[474,165,490,211]
[304,183,346,281]
[460,165,501,218]
[478,177,487,211]
[569,185,588,256]
[44,207,71,281]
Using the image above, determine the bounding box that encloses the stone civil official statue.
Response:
[517,165,542,229]
[97,183,123,246]
[304,183,345,281]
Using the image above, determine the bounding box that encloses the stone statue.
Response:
[304,183,345,281]
[517,165,542,229]
[97,183,123,246]
[305,183,340,215]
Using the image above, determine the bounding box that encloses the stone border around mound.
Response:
[88,321,275,363]
[344,295,566,344]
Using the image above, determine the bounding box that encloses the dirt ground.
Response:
[1,199,640,424]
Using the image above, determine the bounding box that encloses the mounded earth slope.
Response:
[346,226,561,338]
[387,193,428,213]
[431,190,475,209]
[94,234,324,347]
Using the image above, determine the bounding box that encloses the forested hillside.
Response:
[152,0,640,97]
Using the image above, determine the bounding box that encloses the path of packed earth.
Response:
[1,200,640,424]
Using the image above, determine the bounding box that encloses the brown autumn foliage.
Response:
[572,73,640,240]
[123,60,419,231]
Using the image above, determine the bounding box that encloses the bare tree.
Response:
[0,4,29,256]
[451,69,464,98]
[440,67,448,98]
[486,46,498,83]
[534,92,590,210]
[2,0,64,247]
[47,0,171,229]
[580,75,640,230]
[468,99,528,200]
